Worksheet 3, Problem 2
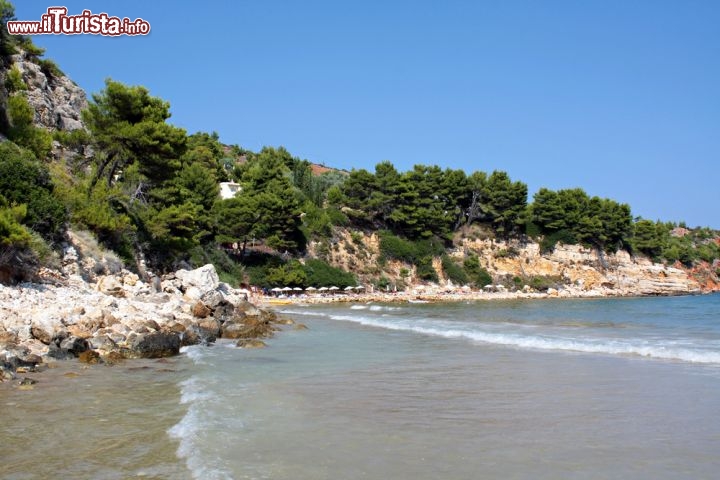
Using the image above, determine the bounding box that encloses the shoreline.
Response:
[2,261,712,389]
[256,286,709,307]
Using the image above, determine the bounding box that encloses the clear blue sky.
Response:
[15,0,720,228]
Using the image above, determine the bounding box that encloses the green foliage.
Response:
[482,171,528,234]
[0,200,31,248]
[49,162,134,249]
[441,254,468,284]
[375,276,391,290]
[143,202,202,254]
[52,128,91,150]
[415,256,438,282]
[303,258,356,288]
[529,275,561,292]
[83,79,186,188]
[213,195,261,245]
[631,219,665,259]
[531,187,632,252]
[235,149,306,251]
[6,94,52,159]
[38,58,63,78]
[0,0,18,60]
[300,201,333,239]
[5,64,25,92]
[265,260,307,287]
[326,207,349,227]
[0,143,66,242]
[378,231,444,281]
[463,255,493,287]
[379,232,418,263]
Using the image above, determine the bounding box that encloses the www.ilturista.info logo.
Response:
[7,7,150,36]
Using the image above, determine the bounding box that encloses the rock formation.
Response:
[0,262,289,383]
[310,229,714,296]
[8,50,87,131]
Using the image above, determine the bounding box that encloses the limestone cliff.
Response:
[309,229,716,296]
[2,49,87,131]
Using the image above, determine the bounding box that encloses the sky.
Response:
[13,0,720,228]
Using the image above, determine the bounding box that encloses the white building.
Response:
[219,181,241,200]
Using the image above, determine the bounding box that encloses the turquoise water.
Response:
[3,295,720,479]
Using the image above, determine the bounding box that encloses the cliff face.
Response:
[462,239,702,296]
[310,229,714,296]
[5,50,87,131]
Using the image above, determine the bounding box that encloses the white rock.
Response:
[175,264,220,297]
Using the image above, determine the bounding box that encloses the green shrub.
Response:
[350,231,364,245]
[0,143,66,242]
[528,275,562,292]
[326,207,349,226]
[441,254,468,284]
[379,231,417,263]
[38,58,63,78]
[463,254,492,287]
[415,256,438,282]
[4,65,26,92]
[0,202,32,249]
[303,258,356,288]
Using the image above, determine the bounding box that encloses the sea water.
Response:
[3,294,720,479]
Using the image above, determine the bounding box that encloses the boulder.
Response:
[192,301,211,319]
[175,264,219,297]
[236,300,261,317]
[97,276,125,297]
[30,317,66,345]
[59,335,90,356]
[221,316,275,340]
[193,318,222,343]
[127,331,181,358]
[78,350,101,364]
[67,324,93,339]
[236,339,267,349]
[200,290,225,310]
[212,302,236,324]
[123,272,140,286]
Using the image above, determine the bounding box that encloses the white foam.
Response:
[181,345,208,364]
[169,376,234,479]
[329,314,720,365]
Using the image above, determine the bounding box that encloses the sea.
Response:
[3,294,720,479]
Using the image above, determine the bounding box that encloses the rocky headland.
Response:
[0,249,296,385]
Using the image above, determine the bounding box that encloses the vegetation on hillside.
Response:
[0,0,718,287]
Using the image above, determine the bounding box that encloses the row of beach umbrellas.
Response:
[270,286,365,292]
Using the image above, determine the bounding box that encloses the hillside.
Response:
[0,2,718,295]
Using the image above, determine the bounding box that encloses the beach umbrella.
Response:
[329,286,339,291]
[305,286,317,291]
[344,286,355,291]
[293,287,303,291]
[318,287,329,291]
[271,287,282,292]
[354,285,364,290]
[282,287,293,292]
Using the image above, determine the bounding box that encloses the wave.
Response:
[328,314,720,365]
[168,374,235,479]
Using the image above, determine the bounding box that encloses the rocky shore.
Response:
[0,263,298,385]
